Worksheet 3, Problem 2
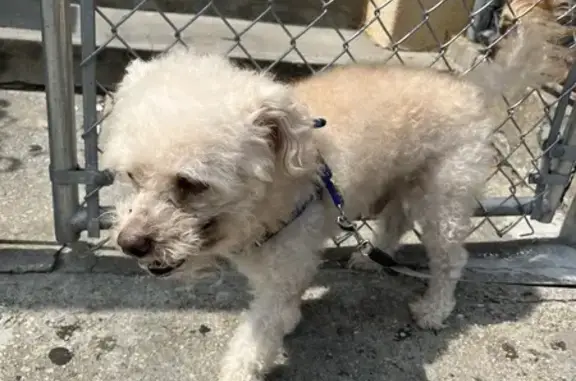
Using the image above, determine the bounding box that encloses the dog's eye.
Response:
[175,175,209,197]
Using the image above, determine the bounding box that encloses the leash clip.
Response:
[314,116,397,272]
[336,204,398,273]
[336,214,356,232]
[336,207,367,250]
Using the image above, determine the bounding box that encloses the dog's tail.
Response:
[460,23,572,162]
[462,23,567,99]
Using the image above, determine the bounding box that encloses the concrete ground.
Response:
[1,88,576,381]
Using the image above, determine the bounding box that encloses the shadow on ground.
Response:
[0,243,542,381]
[270,269,538,381]
[0,97,22,172]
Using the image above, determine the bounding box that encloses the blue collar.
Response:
[254,185,324,247]
[254,118,345,247]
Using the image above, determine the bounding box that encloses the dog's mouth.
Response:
[145,259,186,277]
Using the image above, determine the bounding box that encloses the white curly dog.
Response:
[101,27,551,381]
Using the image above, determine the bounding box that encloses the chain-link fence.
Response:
[41,0,576,248]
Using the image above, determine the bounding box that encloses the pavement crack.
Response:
[50,244,69,273]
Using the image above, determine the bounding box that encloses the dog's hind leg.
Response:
[409,214,469,330]
[408,148,487,329]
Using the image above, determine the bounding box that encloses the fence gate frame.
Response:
[40,0,576,246]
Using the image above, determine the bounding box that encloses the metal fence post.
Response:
[543,106,576,219]
[41,0,80,244]
[531,64,576,223]
[80,0,102,238]
[560,195,576,245]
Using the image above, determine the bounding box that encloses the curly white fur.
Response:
[100,28,552,381]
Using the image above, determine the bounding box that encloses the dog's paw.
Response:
[220,353,265,381]
[220,373,262,381]
[219,366,263,381]
[409,298,455,330]
[346,251,383,272]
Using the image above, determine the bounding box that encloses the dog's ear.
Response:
[253,100,315,177]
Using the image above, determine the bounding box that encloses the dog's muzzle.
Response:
[145,259,186,277]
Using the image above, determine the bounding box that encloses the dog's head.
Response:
[100,49,318,276]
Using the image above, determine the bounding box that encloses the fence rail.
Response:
[40,0,576,246]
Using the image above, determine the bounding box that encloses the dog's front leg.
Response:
[220,243,320,381]
[219,294,303,381]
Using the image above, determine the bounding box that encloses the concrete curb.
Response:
[0,244,59,273]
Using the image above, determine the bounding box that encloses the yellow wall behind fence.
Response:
[363,0,474,51]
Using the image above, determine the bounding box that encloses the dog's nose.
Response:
[117,231,153,258]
